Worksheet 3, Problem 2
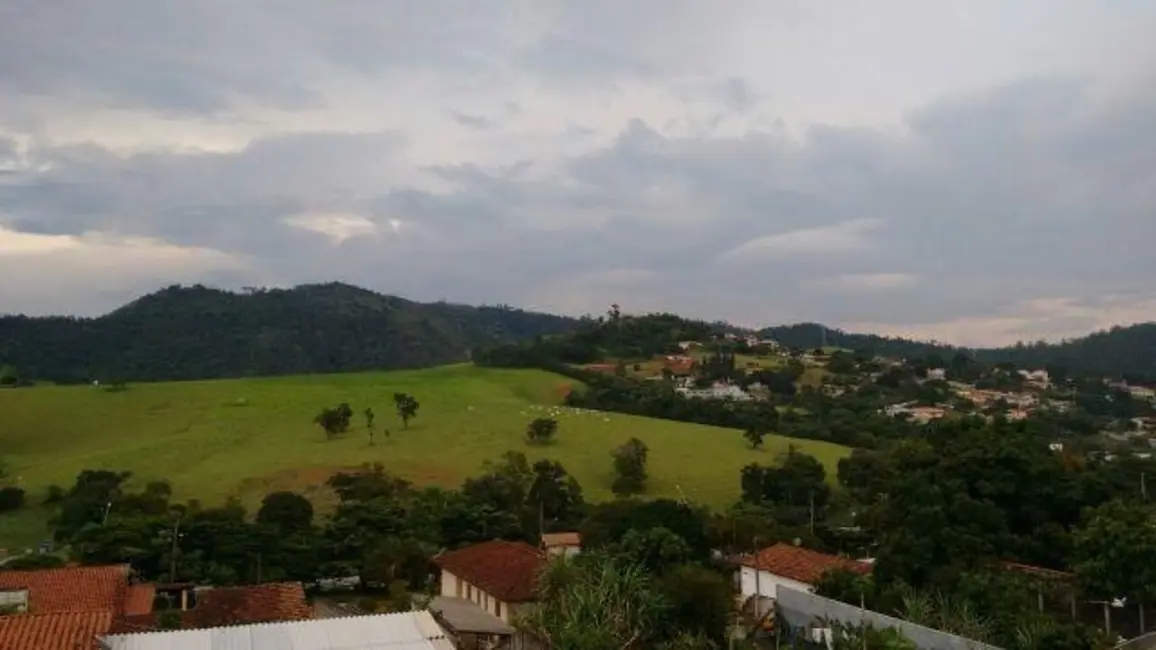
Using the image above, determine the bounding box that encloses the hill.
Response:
[0,364,849,548]
[0,283,578,383]
[761,322,1156,380]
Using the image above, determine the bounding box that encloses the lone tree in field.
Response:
[393,393,420,429]
[525,417,559,445]
[364,407,377,445]
[743,426,766,449]
[314,402,353,438]
[612,437,649,496]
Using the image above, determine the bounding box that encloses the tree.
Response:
[528,460,586,534]
[0,486,25,512]
[526,417,559,445]
[256,491,314,533]
[612,438,649,496]
[742,426,765,449]
[314,403,353,438]
[1074,499,1156,624]
[393,393,419,429]
[520,552,666,650]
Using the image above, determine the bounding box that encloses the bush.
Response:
[0,486,25,512]
[44,485,65,504]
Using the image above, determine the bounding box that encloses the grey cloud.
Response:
[449,112,495,130]
[2,65,1155,338]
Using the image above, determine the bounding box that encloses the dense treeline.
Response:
[0,283,577,383]
[764,322,1156,381]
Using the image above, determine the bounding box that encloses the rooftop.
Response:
[432,540,545,603]
[0,609,113,650]
[541,532,581,549]
[739,543,872,585]
[100,611,455,650]
[0,565,131,615]
[112,582,312,633]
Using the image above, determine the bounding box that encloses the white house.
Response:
[431,540,545,650]
[541,532,581,558]
[736,543,873,604]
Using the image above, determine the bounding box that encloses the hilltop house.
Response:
[430,540,545,650]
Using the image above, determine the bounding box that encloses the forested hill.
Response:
[762,322,1156,380]
[0,283,578,383]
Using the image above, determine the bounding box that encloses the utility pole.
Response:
[168,516,182,583]
[809,493,816,536]
[102,502,113,526]
[753,535,762,621]
[1143,472,1148,501]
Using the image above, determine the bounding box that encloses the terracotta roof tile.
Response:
[110,582,312,633]
[740,544,871,585]
[0,565,129,614]
[1001,561,1076,582]
[0,610,113,650]
[541,532,580,549]
[122,585,156,617]
[433,540,546,603]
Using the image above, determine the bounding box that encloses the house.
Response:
[541,532,581,558]
[98,610,455,650]
[0,564,148,650]
[735,543,872,601]
[111,582,313,633]
[431,540,545,650]
[925,368,946,381]
[663,355,696,376]
[1018,369,1050,387]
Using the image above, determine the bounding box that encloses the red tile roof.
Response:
[0,610,113,650]
[433,540,546,603]
[740,544,871,585]
[1001,561,1076,582]
[122,585,156,617]
[111,582,312,633]
[0,565,130,614]
[541,532,581,549]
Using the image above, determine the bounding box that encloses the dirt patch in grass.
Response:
[232,465,357,512]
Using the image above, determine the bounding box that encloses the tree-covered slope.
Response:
[0,283,578,383]
[761,322,1156,380]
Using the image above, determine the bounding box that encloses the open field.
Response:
[0,364,849,549]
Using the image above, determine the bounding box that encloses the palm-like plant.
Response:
[519,552,666,650]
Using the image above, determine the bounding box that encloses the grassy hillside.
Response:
[0,365,850,549]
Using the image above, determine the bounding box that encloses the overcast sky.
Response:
[1,1,1154,346]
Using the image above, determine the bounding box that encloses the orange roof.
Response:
[0,565,130,614]
[740,544,871,585]
[123,585,156,617]
[1002,561,1076,582]
[541,532,581,548]
[0,610,113,650]
[433,540,546,602]
[111,582,312,632]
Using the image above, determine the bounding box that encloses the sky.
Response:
[1,1,1155,347]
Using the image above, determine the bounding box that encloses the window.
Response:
[0,589,29,613]
[495,601,502,618]
[466,584,472,600]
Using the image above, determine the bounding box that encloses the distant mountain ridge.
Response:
[760,322,1156,380]
[0,283,579,383]
[2,283,1153,383]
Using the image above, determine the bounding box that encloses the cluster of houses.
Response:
[1,531,1017,650]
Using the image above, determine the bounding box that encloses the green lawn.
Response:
[0,364,849,549]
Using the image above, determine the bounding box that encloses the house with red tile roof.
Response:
[0,564,134,649]
[111,582,313,633]
[736,543,872,602]
[432,540,545,625]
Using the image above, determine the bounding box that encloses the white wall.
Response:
[439,570,513,623]
[737,566,812,599]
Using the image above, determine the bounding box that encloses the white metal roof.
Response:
[99,610,457,650]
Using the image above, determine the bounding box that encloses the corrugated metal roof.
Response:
[98,610,457,650]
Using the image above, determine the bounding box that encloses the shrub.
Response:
[0,486,26,512]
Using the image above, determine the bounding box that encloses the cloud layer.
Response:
[2,1,1155,346]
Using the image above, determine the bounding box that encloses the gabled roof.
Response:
[111,582,312,633]
[739,543,871,585]
[432,540,545,603]
[541,532,580,549]
[0,565,130,614]
[0,609,113,650]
